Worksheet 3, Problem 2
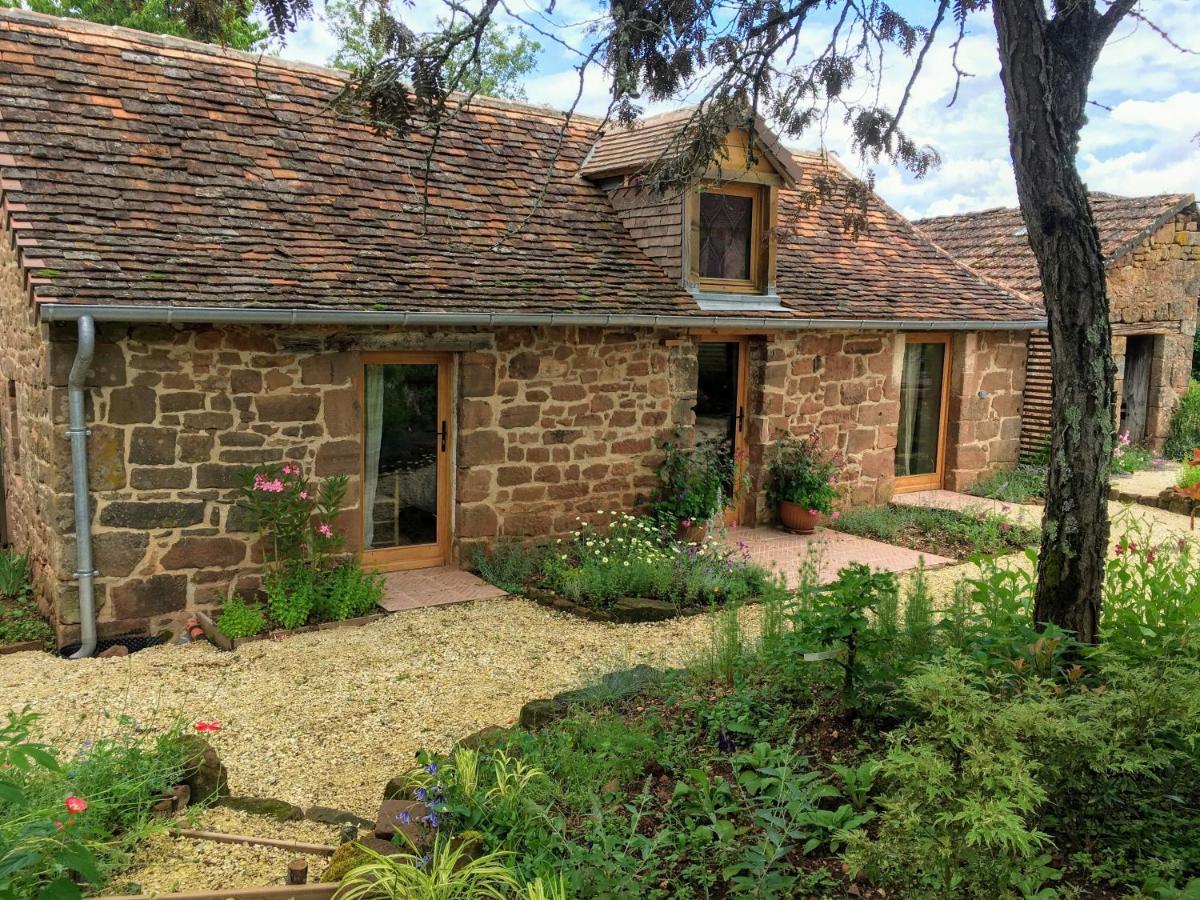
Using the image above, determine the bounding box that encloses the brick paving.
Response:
[724,526,953,588]
[378,566,509,612]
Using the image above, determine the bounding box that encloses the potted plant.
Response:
[649,437,731,542]
[765,434,841,535]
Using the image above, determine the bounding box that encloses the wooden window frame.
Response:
[357,352,454,572]
[893,334,952,494]
[691,183,767,294]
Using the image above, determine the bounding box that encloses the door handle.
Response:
[736,406,745,433]
[438,420,448,453]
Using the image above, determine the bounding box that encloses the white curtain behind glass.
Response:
[896,344,924,476]
[363,366,385,548]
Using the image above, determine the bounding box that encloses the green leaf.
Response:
[0,778,25,804]
[36,878,82,900]
[58,845,103,883]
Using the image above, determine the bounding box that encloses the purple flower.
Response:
[415,787,428,802]
[424,762,439,776]
[396,810,411,825]
[418,853,432,869]
[423,812,440,828]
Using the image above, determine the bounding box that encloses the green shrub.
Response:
[648,435,738,529]
[764,433,842,514]
[0,549,31,601]
[967,463,1047,503]
[831,503,1039,559]
[263,560,383,629]
[263,562,322,630]
[1165,379,1200,459]
[215,597,267,639]
[0,710,189,896]
[843,656,1064,898]
[1179,463,1200,491]
[1103,528,1200,658]
[467,539,550,593]
[0,550,51,647]
[314,563,384,621]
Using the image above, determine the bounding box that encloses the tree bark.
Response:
[991,0,1124,644]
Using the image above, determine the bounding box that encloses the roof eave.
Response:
[36,302,1046,332]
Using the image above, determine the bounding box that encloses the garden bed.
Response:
[379,543,1200,899]
[471,512,775,622]
[830,502,1039,559]
[195,610,387,652]
[523,586,763,623]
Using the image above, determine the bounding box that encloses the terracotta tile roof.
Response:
[774,151,1045,322]
[0,9,698,317]
[916,193,1198,297]
[0,9,1040,326]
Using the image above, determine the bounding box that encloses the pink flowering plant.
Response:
[237,463,347,567]
[1110,430,1157,475]
[233,464,381,633]
[765,434,843,516]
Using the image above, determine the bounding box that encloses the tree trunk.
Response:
[991,0,1119,644]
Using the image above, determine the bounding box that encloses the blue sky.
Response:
[271,0,1200,219]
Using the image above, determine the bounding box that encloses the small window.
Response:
[693,184,764,293]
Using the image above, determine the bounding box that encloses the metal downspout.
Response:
[67,315,97,659]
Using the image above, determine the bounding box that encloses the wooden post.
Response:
[287,860,308,885]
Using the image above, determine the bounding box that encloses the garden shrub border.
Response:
[523,586,761,624]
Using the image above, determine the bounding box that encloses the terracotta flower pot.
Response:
[779,500,819,535]
[676,521,709,544]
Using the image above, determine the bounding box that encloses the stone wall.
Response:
[28,323,696,642]
[454,326,694,550]
[1109,210,1200,448]
[748,330,901,521]
[0,218,58,623]
[944,331,1028,491]
[1021,207,1200,456]
[12,318,1030,643]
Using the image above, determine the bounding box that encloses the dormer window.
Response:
[691,183,767,294]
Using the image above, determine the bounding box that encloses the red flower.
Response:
[194,721,223,733]
[54,820,65,830]
[65,796,87,815]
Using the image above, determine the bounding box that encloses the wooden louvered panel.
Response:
[1020,331,1053,459]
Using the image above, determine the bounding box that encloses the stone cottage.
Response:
[0,9,1043,649]
[919,194,1200,457]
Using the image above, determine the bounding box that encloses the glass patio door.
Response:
[695,337,749,524]
[361,353,452,570]
[894,336,951,492]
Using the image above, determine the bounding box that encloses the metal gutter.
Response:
[66,315,97,659]
[38,305,1047,332]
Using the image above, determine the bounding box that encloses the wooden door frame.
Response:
[358,351,454,572]
[695,335,751,525]
[893,334,952,494]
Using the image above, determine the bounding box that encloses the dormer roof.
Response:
[579,107,805,186]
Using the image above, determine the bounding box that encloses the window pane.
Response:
[699,192,753,281]
[895,343,945,478]
[363,363,440,549]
